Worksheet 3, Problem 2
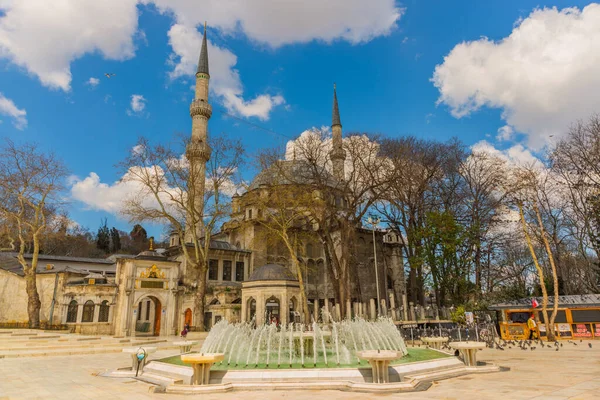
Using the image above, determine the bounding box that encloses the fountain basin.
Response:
[356,350,404,383]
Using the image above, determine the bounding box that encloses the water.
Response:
[200,317,408,369]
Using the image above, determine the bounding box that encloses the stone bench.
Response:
[181,353,224,385]
[449,341,486,367]
[356,350,403,384]
[421,336,449,350]
[122,346,157,371]
[173,341,198,354]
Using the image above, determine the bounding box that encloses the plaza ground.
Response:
[0,334,598,400]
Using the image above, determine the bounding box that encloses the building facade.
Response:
[0,24,407,335]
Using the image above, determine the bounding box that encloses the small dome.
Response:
[247,264,297,282]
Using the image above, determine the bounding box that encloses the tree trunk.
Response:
[195,264,207,331]
[23,267,41,329]
[518,203,554,341]
[533,202,560,341]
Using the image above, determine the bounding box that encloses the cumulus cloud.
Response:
[432,4,600,148]
[471,140,542,167]
[127,94,147,116]
[145,0,402,47]
[0,0,140,91]
[86,77,100,87]
[496,125,514,142]
[0,92,27,129]
[167,23,285,120]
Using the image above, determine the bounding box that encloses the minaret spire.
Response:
[330,83,346,181]
[332,83,341,127]
[197,21,209,76]
[185,22,213,242]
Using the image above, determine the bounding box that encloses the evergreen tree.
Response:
[130,224,148,253]
[110,227,121,253]
[96,219,110,252]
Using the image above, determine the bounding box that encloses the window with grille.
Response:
[82,300,95,322]
[208,259,218,280]
[98,300,109,322]
[222,260,232,281]
[66,300,78,323]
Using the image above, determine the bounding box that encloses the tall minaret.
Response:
[330,84,346,181]
[186,22,212,241]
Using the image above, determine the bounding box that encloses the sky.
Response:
[1,0,600,237]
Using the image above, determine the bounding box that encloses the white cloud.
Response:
[0,92,27,129]
[167,23,285,120]
[496,125,514,142]
[128,94,146,116]
[145,0,402,47]
[432,4,600,148]
[86,77,100,87]
[0,0,140,91]
[71,172,138,213]
[471,140,541,167]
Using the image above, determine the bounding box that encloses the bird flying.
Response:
[104,73,116,78]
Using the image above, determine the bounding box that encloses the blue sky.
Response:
[1,0,599,237]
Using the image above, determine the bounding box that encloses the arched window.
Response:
[66,300,78,323]
[82,300,95,322]
[306,243,313,259]
[98,300,110,322]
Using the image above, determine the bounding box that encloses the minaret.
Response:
[330,84,346,181]
[186,22,212,241]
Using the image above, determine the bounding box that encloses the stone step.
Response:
[136,372,183,387]
[0,343,179,358]
[404,366,467,381]
[143,361,193,385]
[0,340,164,352]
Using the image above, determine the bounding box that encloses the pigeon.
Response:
[104,73,116,78]
[530,347,536,350]
[589,343,593,349]
[555,347,559,351]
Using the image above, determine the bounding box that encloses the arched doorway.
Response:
[247,297,256,322]
[135,296,162,336]
[184,308,192,328]
[265,296,280,325]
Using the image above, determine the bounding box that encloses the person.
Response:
[181,324,189,338]
[527,314,537,340]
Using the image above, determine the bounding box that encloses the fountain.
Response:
[199,317,408,369]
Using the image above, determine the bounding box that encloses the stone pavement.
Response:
[0,339,599,399]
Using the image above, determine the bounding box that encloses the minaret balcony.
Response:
[190,99,213,119]
[186,140,212,161]
[329,147,346,160]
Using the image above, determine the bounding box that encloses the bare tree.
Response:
[0,140,68,328]
[243,179,314,321]
[120,134,244,330]
[510,166,560,341]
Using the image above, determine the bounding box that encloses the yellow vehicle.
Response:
[490,295,600,341]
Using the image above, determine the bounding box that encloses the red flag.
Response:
[532,298,539,308]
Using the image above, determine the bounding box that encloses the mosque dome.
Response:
[247,160,337,191]
[247,263,297,282]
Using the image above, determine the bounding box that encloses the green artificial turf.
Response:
[156,347,450,370]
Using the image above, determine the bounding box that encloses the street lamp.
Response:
[367,215,381,317]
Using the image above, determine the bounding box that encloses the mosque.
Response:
[0,25,407,336]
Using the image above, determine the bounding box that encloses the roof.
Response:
[1,252,114,264]
[248,159,337,191]
[247,264,298,282]
[332,84,341,127]
[490,294,600,309]
[135,250,167,261]
[197,23,209,75]
[0,253,91,277]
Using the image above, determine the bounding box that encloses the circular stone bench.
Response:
[173,340,198,354]
[181,353,224,385]
[449,341,486,367]
[421,337,449,350]
[356,350,403,383]
[122,346,157,371]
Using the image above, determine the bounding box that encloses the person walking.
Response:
[527,314,537,340]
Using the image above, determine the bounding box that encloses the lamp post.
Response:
[367,215,381,317]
